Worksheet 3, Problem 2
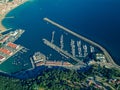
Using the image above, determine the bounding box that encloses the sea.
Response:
[1,0,120,73]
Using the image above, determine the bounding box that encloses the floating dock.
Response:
[70,39,75,57]
[77,41,82,57]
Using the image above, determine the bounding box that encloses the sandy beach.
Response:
[0,15,6,31]
[0,0,28,32]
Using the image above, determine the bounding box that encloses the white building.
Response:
[0,0,9,3]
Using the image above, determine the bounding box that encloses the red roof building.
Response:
[0,36,9,43]
[63,62,73,66]
[35,61,73,67]
[36,61,44,66]
[7,42,19,49]
[45,61,62,66]
[0,48,13,55]
[0,55,5,62]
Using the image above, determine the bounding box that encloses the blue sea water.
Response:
[2,0,120,65]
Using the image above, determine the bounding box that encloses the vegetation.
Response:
[0,43,2,48]
[0,65,120,90]
[0,75,27,90]
[21,66,120,90]
[8,0,13,2]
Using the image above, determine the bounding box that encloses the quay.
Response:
[30,57,35,69]
[0,45,23,64]
[0,29,25,64]
[43,18,120,69]
[5,16,14,19]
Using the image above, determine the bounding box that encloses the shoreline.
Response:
[0,15,6,31]
[0,0,28,31]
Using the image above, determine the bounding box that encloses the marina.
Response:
[0,16,119,74]
[0,1,119,89]
[43,18,120,69]
[0,0,119,75]
[43,38,85,65]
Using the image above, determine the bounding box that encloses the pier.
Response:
[0,28,12,34]
[43,38,85,65]
[83,44,88,57]
[43,17,120,69]
[70,39,76,57]
[90,45,95,53]
[5,16,14,19]
[30,57,35,69]
[51,31,55,43]
[60,35,64,49]
[77,41,82,57]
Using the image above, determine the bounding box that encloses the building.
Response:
[7,42,19,49]
[0,36,10,43]
[96,53,105,60]
[45,61,62,66]
[0,48,13,55]
[95,53,106,62]
[33,52,46,63]
[36,61,73,67]
[0,55,5,62]
[0,0,9,3]
[62,62,73,67]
